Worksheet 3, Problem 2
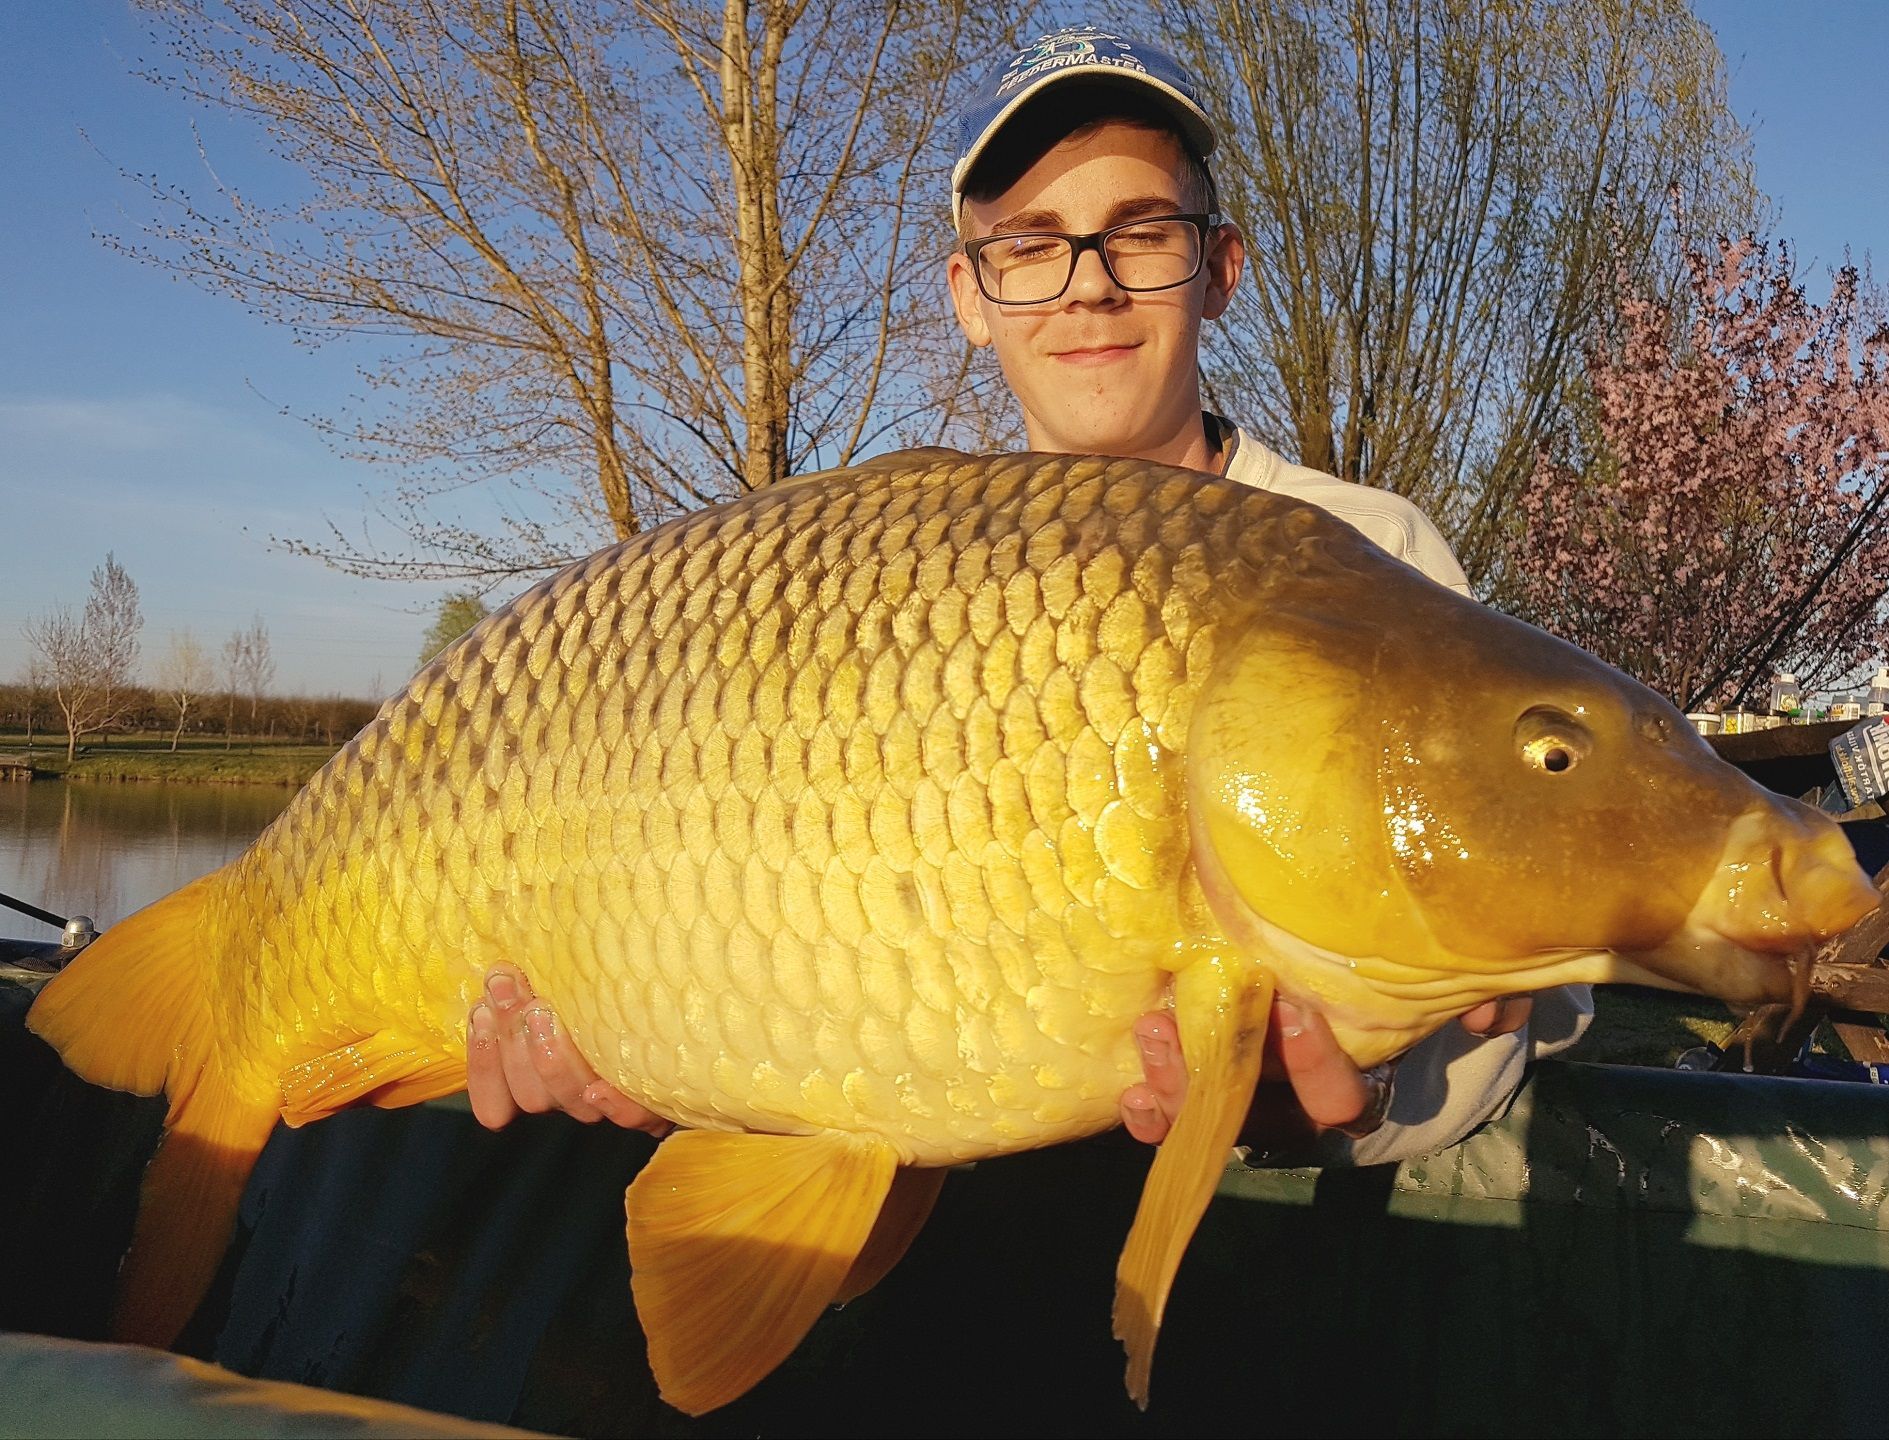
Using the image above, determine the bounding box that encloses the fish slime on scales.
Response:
[27,448,1880,1415]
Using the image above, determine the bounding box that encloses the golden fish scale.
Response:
[210,453,1296,1165]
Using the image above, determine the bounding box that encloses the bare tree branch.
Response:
[118,0,1036,579]
[1163,0,1758,589]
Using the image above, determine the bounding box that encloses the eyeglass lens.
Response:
[976,219,1203,304]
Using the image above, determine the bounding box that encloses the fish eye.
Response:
[1515,707,1591,775]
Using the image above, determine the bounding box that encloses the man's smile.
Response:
[1051,340,1144,365]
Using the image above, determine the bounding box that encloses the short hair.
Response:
[956,81,1219,244]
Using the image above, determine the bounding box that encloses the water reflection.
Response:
[0,781,293,936]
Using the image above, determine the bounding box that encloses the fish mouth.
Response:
[1621,807,1879,1004]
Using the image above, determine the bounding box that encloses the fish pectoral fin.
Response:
[278,1034,467,1126]
[626,1129,899,1415]
[1113,954,1273,1409]
[834,1164,948,1303]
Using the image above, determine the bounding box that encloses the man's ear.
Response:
[946,250,993,348]
[1201,222,1245,323]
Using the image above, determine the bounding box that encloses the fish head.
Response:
[1188,561,1879,1048]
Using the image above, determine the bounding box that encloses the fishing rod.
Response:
[0,888,68,931]
[0,888,97,949]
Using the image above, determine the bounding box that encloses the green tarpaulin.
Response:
[4,975,1887,1438]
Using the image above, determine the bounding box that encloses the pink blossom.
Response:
[1507,231,1889,708]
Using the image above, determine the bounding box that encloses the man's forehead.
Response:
[983,193,1188,236]
[965,122,1190,233]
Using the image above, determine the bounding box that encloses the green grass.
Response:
[0,732,336,786]
[1565,986,1739,1067]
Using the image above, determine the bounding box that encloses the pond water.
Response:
[0,780,294,938]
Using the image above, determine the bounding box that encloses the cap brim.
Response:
[952,68,1216,226]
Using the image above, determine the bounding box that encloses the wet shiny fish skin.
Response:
[217,452,1239,1162]
[197,448,1871,1159]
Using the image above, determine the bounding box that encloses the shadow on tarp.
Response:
[5,975,1888,1439]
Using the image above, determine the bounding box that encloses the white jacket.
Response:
[1219,421,1472,596]
[1212,418,1593,1166]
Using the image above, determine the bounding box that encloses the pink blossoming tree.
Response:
[1510,234,1889,711]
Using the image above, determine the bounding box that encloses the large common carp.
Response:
[29,450,1877,1413]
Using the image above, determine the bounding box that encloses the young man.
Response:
[468,24,1590,1164]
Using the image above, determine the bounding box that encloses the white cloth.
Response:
[1217,416,1472,596]
[1212,418,1594,1165]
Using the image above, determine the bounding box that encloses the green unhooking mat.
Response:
[0,1333,547,1438]
[3,973,1887,1438]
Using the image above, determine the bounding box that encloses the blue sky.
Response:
[2,2,1886,697]
[1695,0,1889,279]
[0,3,432,698]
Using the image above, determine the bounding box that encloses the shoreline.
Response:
[0,742,337,788]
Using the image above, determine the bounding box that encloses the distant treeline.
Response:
[0,682,380,747]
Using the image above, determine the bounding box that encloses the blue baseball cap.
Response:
[951,25,1217,225]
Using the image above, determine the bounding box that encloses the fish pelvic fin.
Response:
[1113,954,1273,1410]
[24,871,279,1347]
[625,1130,899,1415]
[834,1164,947,1304]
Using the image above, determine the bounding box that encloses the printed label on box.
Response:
[1829,717,1889,809]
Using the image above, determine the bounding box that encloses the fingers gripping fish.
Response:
[27,451,1878,1413]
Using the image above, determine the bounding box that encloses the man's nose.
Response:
[1064,244,1125,306]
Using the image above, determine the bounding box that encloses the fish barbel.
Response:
[29,449,1877,1412]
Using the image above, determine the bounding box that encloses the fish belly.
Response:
[218,454,1270,1163]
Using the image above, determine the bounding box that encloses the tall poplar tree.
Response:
[117,0,1032,579]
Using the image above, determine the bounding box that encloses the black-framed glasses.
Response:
[964,213,1220,305]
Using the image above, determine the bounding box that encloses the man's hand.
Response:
[467,965,672,1136]
[1118,995,1534,1149]
[469,961,1530,1150]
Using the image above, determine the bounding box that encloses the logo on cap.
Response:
[999,25,1147,95]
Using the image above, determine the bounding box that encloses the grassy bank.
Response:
[0,733,337,786]
[1567,986,1738,1067]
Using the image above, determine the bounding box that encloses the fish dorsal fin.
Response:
[1113,953,1273,1408]
[278,1033,468,1126]
[626,1130,900,1415]
[834,1165,948,1304]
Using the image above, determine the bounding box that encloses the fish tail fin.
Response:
[26,870,279,1346]
[111,1056,279,1345]
[26,873,228,1095]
